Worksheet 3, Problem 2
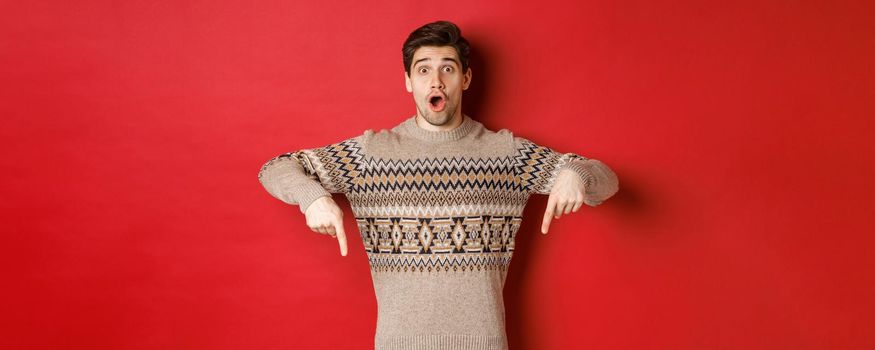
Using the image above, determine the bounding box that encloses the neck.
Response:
[400,112,478,142]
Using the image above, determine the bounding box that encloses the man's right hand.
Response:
[303,196,348,256]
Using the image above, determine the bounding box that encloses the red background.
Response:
[3,1,874,349]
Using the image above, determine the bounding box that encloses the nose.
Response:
[429,72,444,89]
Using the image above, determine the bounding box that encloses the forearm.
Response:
[258,155,331,213]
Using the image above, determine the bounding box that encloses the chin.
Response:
[431,113,450,125]
[417,103,456,126]
[435,109,457,123]
[419,112,442,124]
[431,113,452,125]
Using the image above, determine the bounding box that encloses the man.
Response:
[258,20,618,350]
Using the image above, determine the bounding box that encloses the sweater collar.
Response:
[400,114,478,142]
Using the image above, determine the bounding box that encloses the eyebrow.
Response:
[413,57,460,67]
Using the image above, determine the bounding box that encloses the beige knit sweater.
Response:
[258,114,619,349]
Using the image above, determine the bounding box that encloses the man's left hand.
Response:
[541,169,586,234]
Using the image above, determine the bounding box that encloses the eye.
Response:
[442,66,453,73]
[418,67,429,74]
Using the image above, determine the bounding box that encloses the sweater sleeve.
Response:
[257,133,367,213]
[512,136,619,206]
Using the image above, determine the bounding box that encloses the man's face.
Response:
[405,45,472,126]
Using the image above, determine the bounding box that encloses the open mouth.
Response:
[428,94,446,112]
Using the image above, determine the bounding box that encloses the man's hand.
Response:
[304,196,348,256]
[541,169,586,234]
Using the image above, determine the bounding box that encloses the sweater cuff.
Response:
[563,159,596,190]
[563,159,606,206]
[294,181,332,214]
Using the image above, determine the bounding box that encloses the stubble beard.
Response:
[417,99,459,127]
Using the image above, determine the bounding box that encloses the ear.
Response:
[404,71,413,93]
[462,68,472,90]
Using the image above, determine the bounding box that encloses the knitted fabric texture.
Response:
[257,115,619,350]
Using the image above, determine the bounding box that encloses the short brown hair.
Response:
[402,20,470,76]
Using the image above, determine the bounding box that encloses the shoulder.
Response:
[363,126,402,144]
[493,128,515,151]
[358,127,403,157]
[494,128,533,151]
[476,127,548,156]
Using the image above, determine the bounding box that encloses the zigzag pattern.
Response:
[272,137,575,197]
[348,196,527,218]
[349,189,527,212]
[356,156,524,192]
[295,138,368,193]
[512,138,573,194]
[367,251,514,273]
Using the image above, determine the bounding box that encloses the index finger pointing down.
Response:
[334,219,348,256]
